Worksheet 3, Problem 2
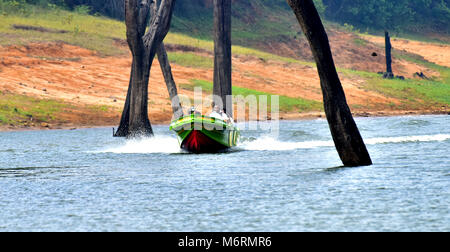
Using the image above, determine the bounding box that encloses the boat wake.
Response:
[364,134,450,145]
[240,134,450,151]
[99,136,181,154]
[240,136,334,151]
[94,133,450,154]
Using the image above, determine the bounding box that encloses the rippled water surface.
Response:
[0,115,449,231]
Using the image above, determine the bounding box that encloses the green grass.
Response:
[86,104,112,113]
[361,62,450,108]
[167,52,213,69]
[0,92,70,125]
[353,38,368,47]
[365,77,450,108]
[184,79,323,112]
[0,5,126,56]
[0,92,117,126]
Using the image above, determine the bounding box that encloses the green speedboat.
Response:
[169,114,240,153]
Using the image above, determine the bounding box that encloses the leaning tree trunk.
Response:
[287,0,372,166]
[384,31,394,79]
[150,2,184,119]
[213,0,232,116]
[157,44,184,119]
[115,0,176,138]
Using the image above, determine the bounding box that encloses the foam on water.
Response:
[100,136,181,154]
[364,134,450,145]
[241,136,334,151]
[240,134,450,151]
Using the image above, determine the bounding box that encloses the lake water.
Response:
[0,115,449,231]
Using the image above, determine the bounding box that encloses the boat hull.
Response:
[170,115,240,153]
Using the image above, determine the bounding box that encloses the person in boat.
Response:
[189,107,201,116]
[209,105,233,124]
[209,105,223,119]
[220,110,233,124]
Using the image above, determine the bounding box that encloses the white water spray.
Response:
[99,136,181,154]
[240,134,450,151]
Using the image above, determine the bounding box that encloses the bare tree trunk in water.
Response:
[114,62,134,137]
[213,0,232,116]
[287,0,372,167]
[384,31,394,79]
[114,0,176,138]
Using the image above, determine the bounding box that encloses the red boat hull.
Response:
[181,130,228,153]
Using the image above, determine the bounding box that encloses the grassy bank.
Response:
[0,91,116,127]
[342,56,450,110]
[0,91,70,125]
[0,4,126,56]
[168,52,213,69]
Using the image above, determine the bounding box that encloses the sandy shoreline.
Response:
[1,110,448,133]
